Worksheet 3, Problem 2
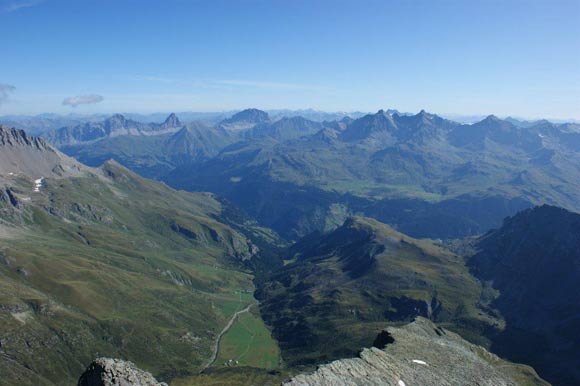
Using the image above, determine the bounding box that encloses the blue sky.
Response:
[0,0,579,119]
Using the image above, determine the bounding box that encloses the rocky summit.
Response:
[283,317,548,386]
[77,358,167,386]
[0,125,88,180]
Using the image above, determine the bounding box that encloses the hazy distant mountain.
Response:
[267,108,368,122]
[44,113,185,146]
[58,120,234,179]
[39,107,580,240]
[468,205,580,386]
[219,108,271,131]
[0,114,108,135]
[166,109,580,240]
[244,116,324,141]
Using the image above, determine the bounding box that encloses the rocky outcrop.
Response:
[77,358,167,386]
[283,317,548,386]
[0,125,88,179]
[0,126,53,150]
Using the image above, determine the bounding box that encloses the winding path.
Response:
[201,302,255,372]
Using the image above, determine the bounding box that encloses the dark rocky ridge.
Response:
[468,205,580,386]
[0,125,53,150]
[77,358,167,386]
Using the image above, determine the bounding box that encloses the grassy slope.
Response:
[215,306,280,369]
[0,161,279,386]
[256,217,502,366]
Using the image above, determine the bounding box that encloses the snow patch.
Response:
[412,359,428,365]
[33,177,43,192]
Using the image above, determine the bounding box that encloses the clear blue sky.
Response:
[1,0,579,119]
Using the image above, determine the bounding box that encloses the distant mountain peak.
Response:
[229,108,269,123]
[340,110,398,141]
[483,114,501,122]
[473,114,515,129]
[416,109,435,120]
[109,113,127,121]
[162,112,182,127]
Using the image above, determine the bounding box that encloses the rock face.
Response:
[468,205,580,386]
[283,317,548,386]
[0,125,88,179]
[77,358,167,386]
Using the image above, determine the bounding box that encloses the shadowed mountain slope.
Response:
[468,205,580,386]
[256,217,501,366]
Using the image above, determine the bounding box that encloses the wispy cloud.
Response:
[0,83,16,106]
[215,79,325,91]
[130,75,178,84]
[0,0,45,14]
[62,94,104,107]
[131,75,329,92]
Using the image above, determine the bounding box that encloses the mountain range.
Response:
[0,115,578,386]
[160,108,580,240]
[34,107,580,241]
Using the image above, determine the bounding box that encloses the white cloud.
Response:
[0,0,45,14]
[62,94,104,107]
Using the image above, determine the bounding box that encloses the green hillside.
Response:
[0,159,280,386]
[256,216,502,366]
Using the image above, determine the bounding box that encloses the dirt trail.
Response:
[201,302,255,372]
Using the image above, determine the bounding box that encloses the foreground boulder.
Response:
[283,317,548,386]
[77,358,167,386]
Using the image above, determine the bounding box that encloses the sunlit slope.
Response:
[0,157,272,386]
